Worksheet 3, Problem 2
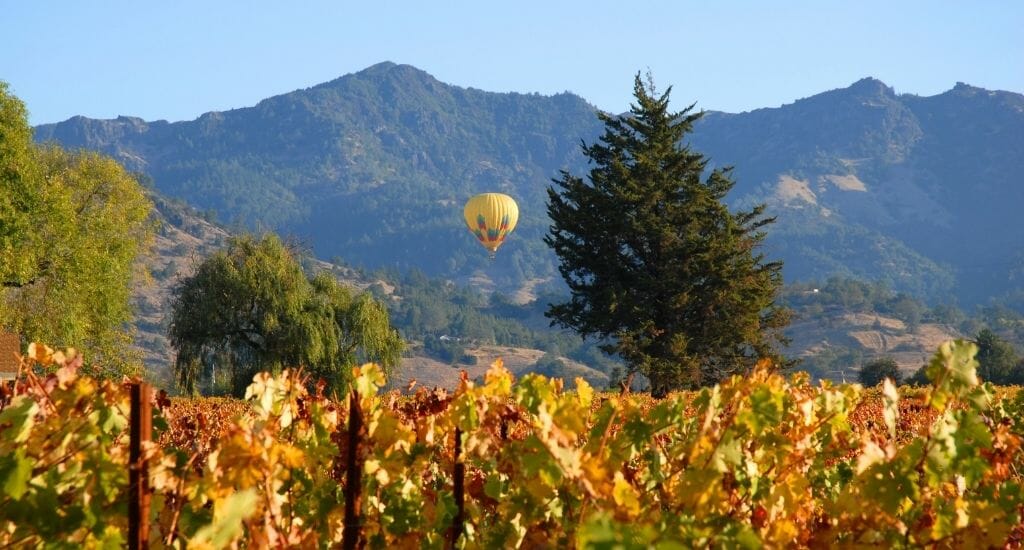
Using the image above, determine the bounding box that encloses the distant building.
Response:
[0,332,20,381]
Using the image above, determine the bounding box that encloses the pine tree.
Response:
[545,74,789,395]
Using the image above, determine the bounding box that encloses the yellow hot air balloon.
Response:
[463,193,519,258]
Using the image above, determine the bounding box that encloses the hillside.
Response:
[788,309,960,379]
[137,200,994,391]
[39,62,601,295]
[37,63,1024,305]
[690,78,1024,302]
[134,198,607,390]
[132,197,227,383]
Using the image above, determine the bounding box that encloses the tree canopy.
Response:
[0,82,153,375]
[169,234,403,396]
[975,328,1021,385]
[858,357,902,386]
[545,74,789,395]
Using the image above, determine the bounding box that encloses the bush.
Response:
[907,364,930,386]
[859,357,902,386]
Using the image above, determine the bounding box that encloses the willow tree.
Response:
[169,234,403,396]
[1,82,153,376]
[545,74,789,395]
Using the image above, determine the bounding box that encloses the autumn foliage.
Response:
[1,340,1023,547]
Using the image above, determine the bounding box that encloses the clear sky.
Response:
[3,1,1021,125]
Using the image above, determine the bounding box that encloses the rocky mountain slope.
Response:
[38,63,1024,304]
[691,78,1024,302]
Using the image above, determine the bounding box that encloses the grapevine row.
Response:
[0,341,1022,548]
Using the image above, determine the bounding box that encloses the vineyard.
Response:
[2,341,1024,548]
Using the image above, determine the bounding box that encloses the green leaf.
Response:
[484,473,504,500]
[861,461,919,516]
[713,436,743,473]
[1,447,32,500]
[926,340,979,407]
[93,526,125,550]
[746,385,783,434]
[191,489,258,548]
[0,397,39,443]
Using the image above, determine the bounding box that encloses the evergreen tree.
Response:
[545,74,789,395]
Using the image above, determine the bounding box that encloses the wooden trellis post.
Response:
[343,389,364,550]
[449,427,465,549]
[129,382,152,550]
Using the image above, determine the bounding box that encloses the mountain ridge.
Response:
[34,62,1024,305]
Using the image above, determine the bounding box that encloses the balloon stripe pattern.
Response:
[463,193,519,254]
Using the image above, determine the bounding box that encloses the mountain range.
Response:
[34,62,1024,305]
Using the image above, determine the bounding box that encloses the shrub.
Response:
[859,357,902,386]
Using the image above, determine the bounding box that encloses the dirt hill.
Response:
[787,307,961,380]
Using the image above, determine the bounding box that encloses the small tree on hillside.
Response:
[859,357,902,386]
[975,328,1020,384]
[169,234,403,396]
[545,74,789,395]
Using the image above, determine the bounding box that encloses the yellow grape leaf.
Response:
[484,358,513,395]
[575,378,594,408]
[362,459,391,485]
[766,518,800,546]
[277,445,305,469]
[612,472,641,518]
[279,399,294,429]
[27,342,53,364]
[353,362,386,396]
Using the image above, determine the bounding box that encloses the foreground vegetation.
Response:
[2,340,1023,547]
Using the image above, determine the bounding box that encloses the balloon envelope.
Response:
[463,193,519,255]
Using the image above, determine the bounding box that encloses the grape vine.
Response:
[0,340,1021,548]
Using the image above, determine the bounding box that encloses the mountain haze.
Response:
[35,63,1024,304]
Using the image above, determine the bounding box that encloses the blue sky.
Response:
[3,1,1021,125]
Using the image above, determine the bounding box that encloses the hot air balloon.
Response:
[463,193,519,258]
